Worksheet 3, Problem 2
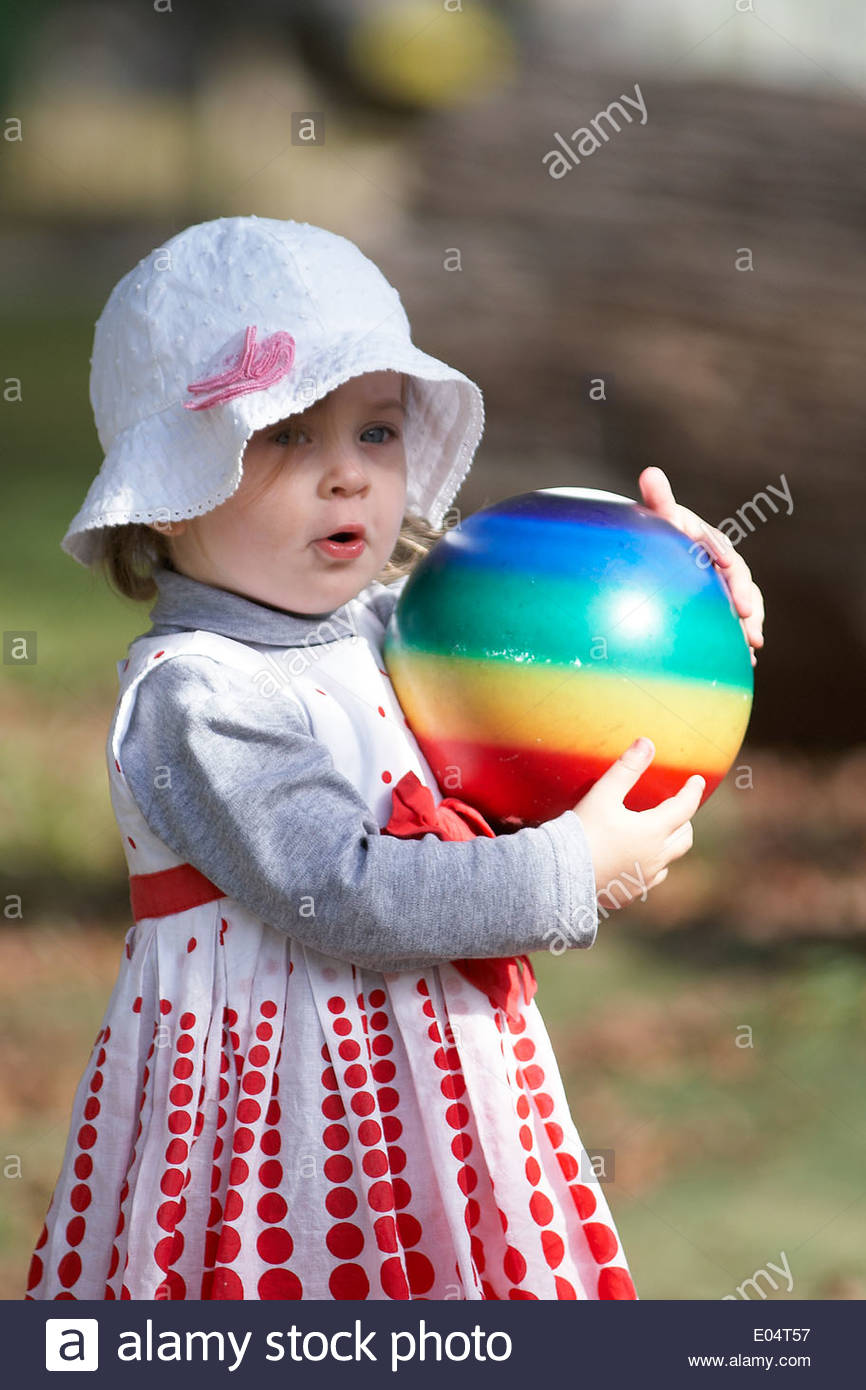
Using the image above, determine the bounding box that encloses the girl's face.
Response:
[158,371,408,615]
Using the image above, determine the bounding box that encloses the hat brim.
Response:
[61,331,484,568]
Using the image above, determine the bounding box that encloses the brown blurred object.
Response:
[381,61,866,749]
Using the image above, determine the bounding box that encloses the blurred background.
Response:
[1,0,865,1300]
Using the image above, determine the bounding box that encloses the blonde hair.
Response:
[97,512,445,603]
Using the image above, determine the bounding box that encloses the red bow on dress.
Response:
[380,770,537,1023]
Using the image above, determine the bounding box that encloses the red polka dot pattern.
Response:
[504,1008,633,1300]
[416,978,484,1294]
[319,986,448,1299]
[201,999,301,1300]
[321,994,370,1300]
[25,1026,116,1296]
[23,827,636,1304]
[598,1265,638,1299]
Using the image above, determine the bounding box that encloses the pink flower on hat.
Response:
[184,324,295,410]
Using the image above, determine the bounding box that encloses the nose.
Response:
[317,443,371,499]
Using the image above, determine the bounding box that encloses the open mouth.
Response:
[314,525,367,559]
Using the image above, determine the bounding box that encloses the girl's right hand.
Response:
[571,737,705,907]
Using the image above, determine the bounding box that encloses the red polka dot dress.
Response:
[24,614,637,1301]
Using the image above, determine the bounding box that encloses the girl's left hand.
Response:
[638,467,765,667]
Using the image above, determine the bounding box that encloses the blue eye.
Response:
[270,423,397,447]
[271,425,304,446]
[362,425,397,444]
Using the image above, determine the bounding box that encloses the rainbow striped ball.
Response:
[383,487,754,827]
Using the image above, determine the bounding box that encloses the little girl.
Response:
[24,215,762,1302]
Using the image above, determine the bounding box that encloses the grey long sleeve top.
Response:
[117,562,601,972]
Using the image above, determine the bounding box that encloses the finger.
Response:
[704,536,765,647]
[639,482,764,647]
[670,513,753,622]
[744,582,765,647]
[698,521,737,568]
[647,867,669,890]
[727,560,756,620]
[656,500,727,560]
[637,480,751,619]
[664,506,753,624]
[662,820,694,862]
[651,772,706,834]
[638,466,678,520]
[592,736,656,802]
[740,608,762,658]
[752,582,765,625]
[700,537,757,622]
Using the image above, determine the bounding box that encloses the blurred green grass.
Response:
[534,941,866,1300]
[1,309,146,703]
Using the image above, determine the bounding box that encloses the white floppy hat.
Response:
[61,215,485,567]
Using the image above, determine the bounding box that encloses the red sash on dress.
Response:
[128,769,536,1023]
[380,770,537,1023]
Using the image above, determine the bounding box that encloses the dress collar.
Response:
[143,562,404,648]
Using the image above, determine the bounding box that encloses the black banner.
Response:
[6,1299,858,1387]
